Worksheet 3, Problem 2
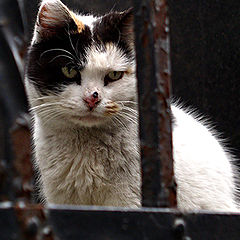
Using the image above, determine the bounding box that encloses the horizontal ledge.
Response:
[0,203,240,240]
[0,202,239,215]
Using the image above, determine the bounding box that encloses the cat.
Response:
[24,0,239,211]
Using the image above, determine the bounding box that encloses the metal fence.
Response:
[0,0,240,239]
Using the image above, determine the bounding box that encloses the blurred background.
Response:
[0,0,240,203]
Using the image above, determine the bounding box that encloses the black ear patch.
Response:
[93,8,134,57]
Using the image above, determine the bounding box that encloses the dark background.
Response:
[169,0,240,160]
[0,0,240,174]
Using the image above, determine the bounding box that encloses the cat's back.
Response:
[171,104,239,211]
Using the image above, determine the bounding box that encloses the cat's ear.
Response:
[119,8,134,43]
[33,0,84,42]
[94,8,134,46]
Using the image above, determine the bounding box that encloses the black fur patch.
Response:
[92,9,134,61]
[26,25,92,93]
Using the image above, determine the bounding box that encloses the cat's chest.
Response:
[35,126,139,204]
[35,126,138,177]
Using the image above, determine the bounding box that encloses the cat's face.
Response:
[25,0,137,128]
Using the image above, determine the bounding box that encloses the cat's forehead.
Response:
[85,43,134,72]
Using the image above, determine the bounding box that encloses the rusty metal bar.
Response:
[10,114,35,203]
[134,0,176,207]
[15,204,55,240]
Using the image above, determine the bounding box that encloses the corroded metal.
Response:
[10,114,34,203]
[134,0,176,207]
[15,203,55,240]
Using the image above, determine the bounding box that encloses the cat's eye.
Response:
[104,71,124,86]
[108,71,123,80]
[62,66,78,79]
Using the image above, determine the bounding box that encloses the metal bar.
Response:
[0,5,28,201]
[48,205,240,240]
[134,0,176,207]
[0,0,26,79]
[15,204,55,240]
[2,205,240,240]
[10,114,35,203]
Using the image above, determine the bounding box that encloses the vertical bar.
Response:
[11,114,34,202]
[134,0,176,207]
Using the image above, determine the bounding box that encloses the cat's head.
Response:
[25,0,137,128]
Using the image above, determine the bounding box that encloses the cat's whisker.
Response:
[49,54,75,63]
[117,112,138,125]
[112,115,129,130]
[121,106,138,115]
[41,113,61,127]
[28,76,43,81]
[38,109,67,127]
[116,102,138,111]
[40,48,77,61]
[111,117,125,130]
[30,102,61,111]
[116,100,138,105]
[66,26,81,62]
[120,109,138,119]
[33,108,61,119]
[28,77,45,87]
[115,28,121,46]
[31,96,59,102]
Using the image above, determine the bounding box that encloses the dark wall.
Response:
[169,0,240,159]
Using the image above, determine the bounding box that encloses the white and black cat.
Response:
[25,0,239,211]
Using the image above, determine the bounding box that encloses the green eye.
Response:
[104,71,124,86]
[62,66,78,78]
[108,71,123,80]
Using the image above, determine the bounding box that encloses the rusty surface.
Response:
[15,203,56,240]
[134,0,176,207]
[10,114,35,203]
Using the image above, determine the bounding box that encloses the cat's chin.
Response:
[70,114,108,127]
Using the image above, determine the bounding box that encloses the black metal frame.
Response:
[1,205,240,240]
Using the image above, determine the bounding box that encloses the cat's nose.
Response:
[83,91,101,111]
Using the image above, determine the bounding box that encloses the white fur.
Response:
[25,0,240,211]
[172,105,239,211]
[77,14,97,30]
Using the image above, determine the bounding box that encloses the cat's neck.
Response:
[33,114,139,172]
[34,114,137,141]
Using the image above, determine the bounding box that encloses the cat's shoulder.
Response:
[170,101,234,166]
[171,101,218,138]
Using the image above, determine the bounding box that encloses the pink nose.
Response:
[84,92,100,110]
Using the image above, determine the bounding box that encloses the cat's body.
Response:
[33,111,140,207]
[25,0,239,211]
